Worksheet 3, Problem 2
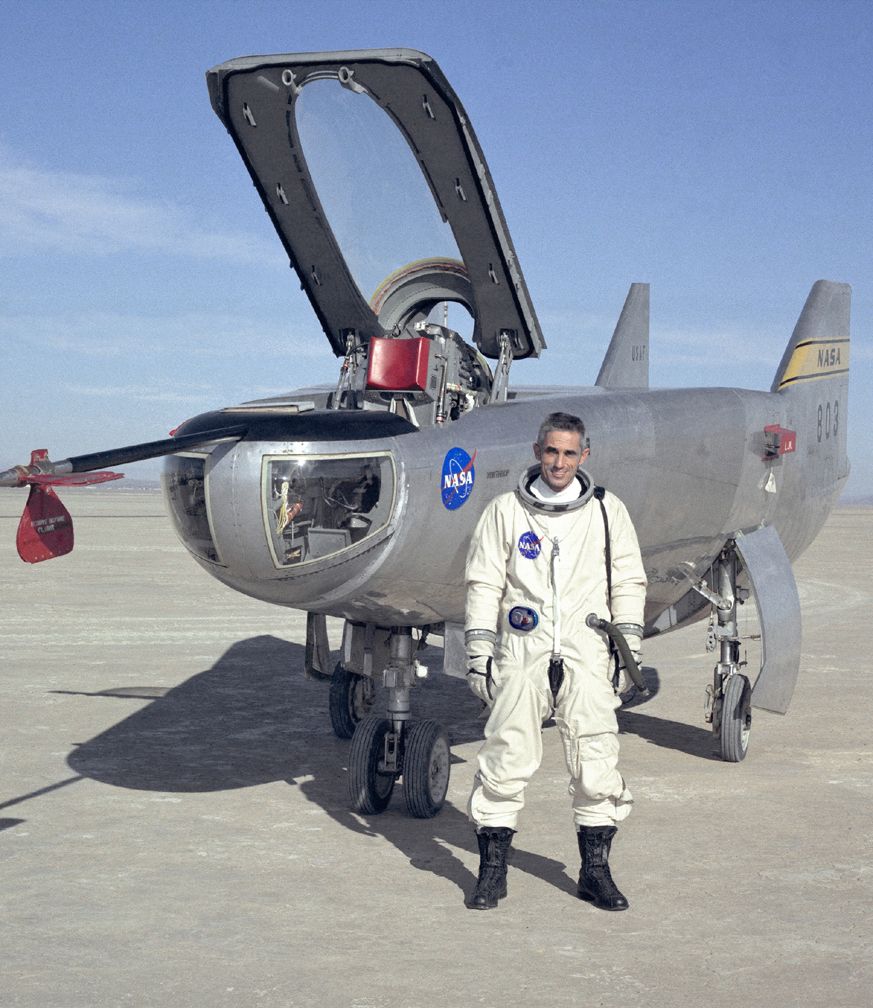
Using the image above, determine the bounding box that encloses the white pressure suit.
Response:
[465,465,647,832]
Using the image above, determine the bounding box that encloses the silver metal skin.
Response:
[163,348,846,741]
[170,375,844,631]
[3,50,850,799]
[596,284,650,390]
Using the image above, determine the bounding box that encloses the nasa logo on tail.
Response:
[441,447,476,510]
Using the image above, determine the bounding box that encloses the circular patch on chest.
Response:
[517,530,542,559]
[508,605,539,631]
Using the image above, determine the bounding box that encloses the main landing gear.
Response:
[335,624,451,818]
[700,543,753,762]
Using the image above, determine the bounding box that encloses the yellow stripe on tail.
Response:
[776,337,849,391]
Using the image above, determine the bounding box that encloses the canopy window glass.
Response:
[295,78,463,305]
[264,453,394,567]
[163,455,221,564]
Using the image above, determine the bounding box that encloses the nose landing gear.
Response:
[346,627,451,818]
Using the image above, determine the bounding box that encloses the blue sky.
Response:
[2,0,871,493]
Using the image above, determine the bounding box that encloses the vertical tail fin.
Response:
[771,280,850,393]
[596,283,649,389]
[773,280,850,499]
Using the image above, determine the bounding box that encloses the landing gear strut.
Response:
[701,543,752,762]
[347,627,451,818]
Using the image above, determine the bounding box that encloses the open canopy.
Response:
[207,49,545,360]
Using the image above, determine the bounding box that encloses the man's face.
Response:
[533,429,588,493]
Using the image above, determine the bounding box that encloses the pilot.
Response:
[464,411,646,911]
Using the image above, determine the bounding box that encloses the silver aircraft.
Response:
[1,49,850,819]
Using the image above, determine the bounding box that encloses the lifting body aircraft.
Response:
[1,49,850,818]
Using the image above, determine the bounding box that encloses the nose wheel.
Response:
[403,719,451,818]
[346,626,451,818]
[348,716,397,813]
[329,662,374,739]
[348,716,451,818]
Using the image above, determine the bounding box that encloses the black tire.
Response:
[329,663,373,740]
[349,716,396,814]
[403,719,451,819]
[720,673,752,762]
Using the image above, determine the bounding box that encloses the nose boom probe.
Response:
[1,425,248,563]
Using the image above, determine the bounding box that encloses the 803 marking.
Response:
[816,400,839,442]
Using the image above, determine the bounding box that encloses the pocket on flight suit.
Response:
[556,727,621,797]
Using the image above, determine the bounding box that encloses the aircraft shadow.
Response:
[65,635,488,792]
[63,634,572,898]
[68,635,341,792]
[617,665,720,760]
[62,637,718,894]
[618,708,720,761]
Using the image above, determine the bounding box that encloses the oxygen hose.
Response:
[585,614,649,695]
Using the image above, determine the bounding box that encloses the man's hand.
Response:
[623,632,643,670]
[613,625,643,696]
[467,653,497,706]
[465,629,498,707]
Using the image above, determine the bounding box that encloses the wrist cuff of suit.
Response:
[465,628,496,658]
[613,623,643,640]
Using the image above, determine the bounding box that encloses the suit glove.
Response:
[467,653,497,706]
[614,627,643,695]
[623,632,643,670]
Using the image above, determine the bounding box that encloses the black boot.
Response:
[465,827,515,910]
[576,825,629,911]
